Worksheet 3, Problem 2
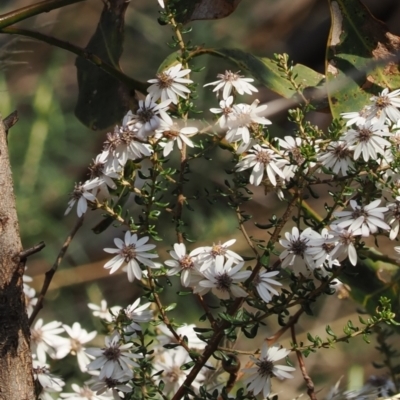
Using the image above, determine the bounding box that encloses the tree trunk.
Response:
[0,116,35,399]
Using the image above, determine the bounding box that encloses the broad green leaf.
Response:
[173,0,242,24]
[75,0,136,130]
[326,0,400,119]
[202,48,325,104]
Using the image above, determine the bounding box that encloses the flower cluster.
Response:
[55,53,400,400]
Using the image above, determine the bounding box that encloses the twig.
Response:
[146,268,192,353]
[0,27,148,94]
[291,324,317,400]
[28,216,84,325]
[3,110,18,137]
[196,294,216,328]
[19,241,45,261]
[0,0,86,29]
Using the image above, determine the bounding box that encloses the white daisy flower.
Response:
[328,227,361,266]
[164,242,200,287]
[31,319,67,363]
[331,199,390,237]
[243,343,295,398]
[236,144,288,186]
[279,227,321,272]
[253,270,282,303]
[226,100,271,145]
[210,96,235,129]
[90,369,132,398]
[147,63,192,104]
[55,323,97,372]
[103,231,159,282]
[341,108,369,126]
[198,255,251,299]
[86,332,142,379]
[367,88,400,123]
[204,70,258,99]
[311,228,339,269]
[190,239,243,269]
[130,94,172,137]
[64,179,101,217]
[386,198,400,240]
[88,300,122,322]
[155,118,198,157]
[114,126,153,165]
[23,283,37,317]
[341,120,391,162]
[153,347,206,394]
[60,383,112,399]
[33,361,65,397]
[124,298,153,332]
[318,141,354,176]
[88,153,120,190]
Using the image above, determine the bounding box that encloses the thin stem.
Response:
[29,216,84,325]
[236,206,259,258]
[146,267,191,354]
[0,0,86,29]
[0,27,148,94]
[291,324,318,400]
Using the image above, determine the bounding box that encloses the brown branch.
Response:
[19,241,46,260]
[0,0,87,29]
[0,27,148,94]
[28,216,84,325]
[291,324,317,400]
[0,116,35,398]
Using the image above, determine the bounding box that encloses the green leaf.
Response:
[200,48,325,104]
[75,0,144,130]
[326,0,400,119]
[173,0,242,24]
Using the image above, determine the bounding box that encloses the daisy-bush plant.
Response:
[9,1,400,400]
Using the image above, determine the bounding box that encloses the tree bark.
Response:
[0,116,35,399]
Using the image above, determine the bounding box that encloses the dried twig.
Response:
[291,324,317,400]
[28,216,84,325]
[19,241,45,261]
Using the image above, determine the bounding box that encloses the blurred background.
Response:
[2,0,400,397]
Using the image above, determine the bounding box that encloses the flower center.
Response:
[179,255,194,270]
[375,95,391,109]
[211,243,225,257]
[122,244,137,262]
[71,183,84,200]
[156,72,174,88]
[104,377,119,388]
[257,359,274,377]
[165,366,183,383]
[104,129,121,152]
[137,107,156,124]
[216,273,233,291]
[70,338,82,355]
[357,128,373,142]
[255,150,272,165]
[289,238,308,255]
[322,243,335,254]
[103,346,121,361]
[332,143,351,159]
[89,160,104,179]
[351,208,367,220]
[218,70,242,82]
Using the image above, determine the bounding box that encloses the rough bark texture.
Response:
[0,117,35,399]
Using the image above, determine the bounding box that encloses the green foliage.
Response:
[326,0,400,118]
